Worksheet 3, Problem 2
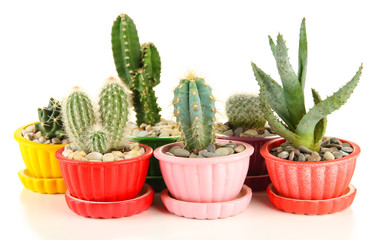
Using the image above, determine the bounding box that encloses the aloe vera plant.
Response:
[251,18,362,151]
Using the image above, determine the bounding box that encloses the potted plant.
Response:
[216,93,278,191]
[111,13,179,192]
[154,73,254,220]
[14,98,68,194]
[55,77,154,218]
[251,18,362,214]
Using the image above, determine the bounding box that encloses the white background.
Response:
[1,0,376,239]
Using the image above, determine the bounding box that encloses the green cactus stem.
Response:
[252,18,363,151]
[173,73,216,151]
[35,98,65,139]
[225,93,267,132]
[89,129,108,154]
[111,13,161,126]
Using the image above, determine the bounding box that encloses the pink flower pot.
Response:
[56,144,152,202]
[154,139,254,203]
[260,138,360,200]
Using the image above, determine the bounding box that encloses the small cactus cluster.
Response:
[35,98,66,139]
[62,77,130,154]
[111,13,161,126]
[225,93,266,132]
[173,72,216,151]
[251,18,362,151]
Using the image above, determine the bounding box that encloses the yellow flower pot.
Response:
[14,123,66,178]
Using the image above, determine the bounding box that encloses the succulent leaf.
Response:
[311,88,327,145]
[298,18,308,91]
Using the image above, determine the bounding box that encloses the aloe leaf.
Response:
[312,89,327,144]
[296,65,363,138]
[251,62,295,131]
[274,34,306,127]
[268,36,277,57]
[298,18,308,91]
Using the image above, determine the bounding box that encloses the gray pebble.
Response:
[25,125,36,133]
[304,154,310,160]
[206,144,216,153]
[216,142,227,147]
[169,146,182,154]
[278,151,289,159]
[52,138,61,144]
[329,147,339,153]
[223,130,233,136]
[308,155,321,162]
[226,147,234,155]
[174,149,190,157]
[103,153,115,162]
[271,147,280,152]
[340,150,349,156]
[159,132,170,138]
[342,142,351,148]
[44,140,51,144]
[312,151,320,156]
[321,140,331,147]
[234,145,245,153]
[198,149,208,156]
[189,153,199,158]
[297,153,306,162]
[34,131,42,138]
[165,152,175,156]
[289,151,295,160]
[292,148,300,155]
[215,147,229,156]
[333,151,343,159]
[33,139,40,143]
[341,147,353,153]
[330,138,342,145]
[285,146,295,152]
[323,151,335,160]
[299,146,313,154]
[202,152,218,158]
[234,127,243,137]
[137,131,149,137]
[321,147,331,153]
[327,144,342,150]
[86,152,103,161]
[39,136,46,143]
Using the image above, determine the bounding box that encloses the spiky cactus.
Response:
[251,18,362,151]
[173,73,216,151]
[111,13,161,126]
[62,77,130,154]
[225,93,266,132]
[35,98,66,139]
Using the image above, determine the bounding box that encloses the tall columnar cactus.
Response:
[111,13,161,126]
[35,98,66,139]
[62,77,130,154]
[251,18,362,151]
[173,73,216,151]
[225,93,267,132]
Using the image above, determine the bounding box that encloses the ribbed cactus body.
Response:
[225,93,266,131]
[173,75,216,151]
[35,98,65,139]
[111,13,161,126]
[64,89,95,152]
[89,130,108,154]
[99,78,129,150]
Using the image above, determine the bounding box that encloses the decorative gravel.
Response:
[22,124,68,145]
[165,141,245,158]
[127,119,180,138]
[270,137,353,162]
[215,123,276,138]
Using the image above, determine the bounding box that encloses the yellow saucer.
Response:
[18,169,66,194]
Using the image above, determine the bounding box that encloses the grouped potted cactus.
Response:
[55,77,154,218]
[154,73,254,219]
[251,18,362,214]
[216,93,277,191]
[111,13,179,191]
[14,98,68,194]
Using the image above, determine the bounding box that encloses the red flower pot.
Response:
[260,138,360,200]
[56,144,152,202]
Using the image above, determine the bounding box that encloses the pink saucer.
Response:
[267,184,356,215]
[161,185,252,220]
[65,184,154,218]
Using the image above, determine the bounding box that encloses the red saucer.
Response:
[267,183,356,215]
[65,184,154,218]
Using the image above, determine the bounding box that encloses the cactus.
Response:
[62,77,130,154]
[35,98,66,139]
[173,73,216,151]
[111,13,161,126]
[225,93,266,132]
[251,18,362,151]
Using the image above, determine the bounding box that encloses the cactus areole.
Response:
[111,13,161,126]
[173,73,216,151]
[251,18,362,151]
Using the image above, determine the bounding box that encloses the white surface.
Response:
[1,0,376,239]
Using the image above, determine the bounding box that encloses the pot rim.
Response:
[260,137,361,165]
[132,136,181,141]
[154,139,254,165]
[14,122,66,149]
[55,143,153,165]
[216,133,279,142]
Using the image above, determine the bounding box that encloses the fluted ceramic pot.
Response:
[154,139,254,203]
[260,138,360,200]
[56,144,152,202]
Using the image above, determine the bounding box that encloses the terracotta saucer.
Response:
[65,184,154,218]
[161,185,252,220]
[267,183,356,215]
[18,168,66,194]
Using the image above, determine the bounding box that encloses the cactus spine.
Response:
[225,93,266,132]
[35,98,66,139]
[173,73,216,151]
[62,77,130,154]
[251,18,363,151]
[111,13,161,126]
